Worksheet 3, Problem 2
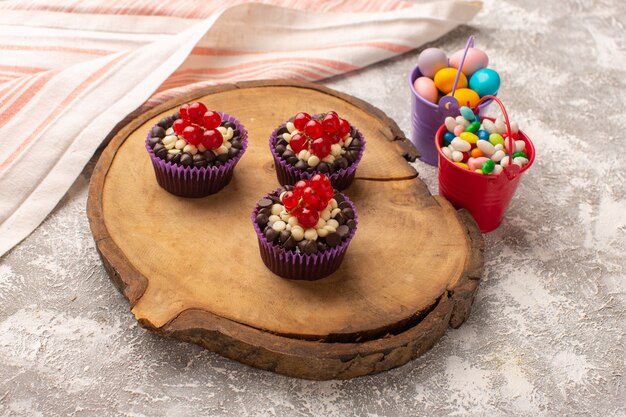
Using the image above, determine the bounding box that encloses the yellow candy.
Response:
[454,162,469,170]
[459,132,479,144]
[433,68,467,94]
[474,169,484,174]
[447,88,480,107]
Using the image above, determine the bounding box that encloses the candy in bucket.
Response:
[435,96,535,232]
[409,35,501,165]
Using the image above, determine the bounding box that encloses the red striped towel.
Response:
[0,0,481,256]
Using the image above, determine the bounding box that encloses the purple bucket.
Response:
[408,36,495,166]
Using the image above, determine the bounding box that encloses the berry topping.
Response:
[172,118,189,135]
[296,207,319,229]
[187,102,208,124]
[282,191,299,211]
[289,133,308,153]
[322,112,340,134]
[337,118,351,138]
[304,119,323,139]
[202,111,222,130]
[179,104,190,120]
[311,138,331,159]
[279,111,358,168]
[293,112,312,131]
[202,129,223,150]
[182,125,203,145]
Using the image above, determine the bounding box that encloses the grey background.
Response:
[1,0,625,415]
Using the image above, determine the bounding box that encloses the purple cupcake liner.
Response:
[269,119,366,191]
[145,112,248,198]
[252,188,358,281]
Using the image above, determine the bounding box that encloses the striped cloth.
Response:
[0,0,481,257]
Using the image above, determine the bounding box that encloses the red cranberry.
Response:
[202,129,223,150]
[337,118,351,138]
[187,102,208,124]
[182,125,203,145]
[322,112,340,134]
[172,119,189,135]
[202,111,222,130]
[311,138,331,159]
[297,207,319,229]
[289,133,308,153]
[304,120,323,139]
[293,112,311,131]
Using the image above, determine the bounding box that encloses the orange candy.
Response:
[470,148,484,158]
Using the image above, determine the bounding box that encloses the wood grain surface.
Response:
[87,80,483,379]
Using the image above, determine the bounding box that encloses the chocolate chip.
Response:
[334,193,345,204]
[228,147,240,158]
[166,153,177,163]
[294,160,308,171]
[180,153,192,166]
[256,213,269,227]
[231,140,243,150]
[317,162,330,173]
[193,153,206,168]
[283,236,297,250]
[298,240,317,254]
[258,198,273,209]
[334,157,349,170]
[157,117,170,128]
[231,130,240,140]
[203,151,216,164]
[350,127,357,137]
[328,164,337,174]
[279,230,291,243]
[326,232,341,247]
[222,121,236,130]
[342,207,355,219]
[148,136,160,148]
[276,126,289,136]
[334,212,346,225]
[316,241,328,251]
[276,138,288,147]
[348,150,360,161]
[338,201,351,210]
[153,143,167,158]
[172,112,180,120]
[151,126,166,139]
[283,185,294,191]
[217,153,230,163]
[346,219,356,229]
[337,225,350,239]
[344,152,354,164]
[350,137,361,148]
[265,228,279,242]
[282,150,294,161]
[287,156,299,166]
[275,144,286,155]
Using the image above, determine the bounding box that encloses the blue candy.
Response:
[477,129,489,140]
[469,68,501,97]
[443,131,455,144]
[459,106,475,121]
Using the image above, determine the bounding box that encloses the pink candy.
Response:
[453,125,465,136]
[468,156,488,171]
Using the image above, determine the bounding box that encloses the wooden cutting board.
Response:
[87,80,483,380]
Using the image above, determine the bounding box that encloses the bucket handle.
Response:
[450,35,474,98]
[474,95,521,180]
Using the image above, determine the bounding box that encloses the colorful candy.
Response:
[414,44,500,109]
[469,68,501,97]
[440,108,529,175]
[449,47,489,76]
[417,47,448,78]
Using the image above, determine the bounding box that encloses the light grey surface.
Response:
[1,0,625,415]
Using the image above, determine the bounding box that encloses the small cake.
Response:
[252,173,357,280]
[146,102,247,197]
[269,111,365,190]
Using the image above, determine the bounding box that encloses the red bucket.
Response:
[435,96,535,232]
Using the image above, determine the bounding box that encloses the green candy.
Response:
[512,151,528,159]
[481,159,495,174]
[489,133,504,146]
[465,121,481,133]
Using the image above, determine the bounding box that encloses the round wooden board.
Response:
[88,80,483,380]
